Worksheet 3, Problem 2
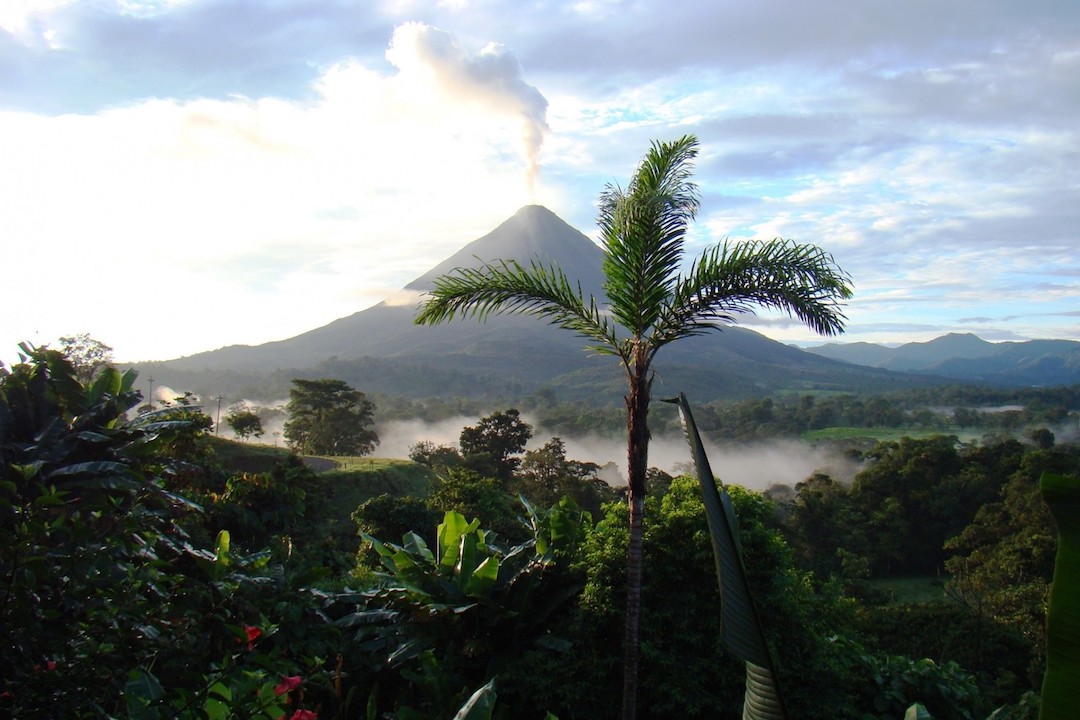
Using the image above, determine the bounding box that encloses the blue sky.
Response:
[2,0,1078,363]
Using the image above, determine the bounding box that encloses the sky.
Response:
[2,0,1078,365]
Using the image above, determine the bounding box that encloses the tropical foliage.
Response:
[344,500,589,718]
[416,134,852,719]
[458,407,532,480]
[668,393,788,718]
[0,345,330,719]
[1,337,1075,718]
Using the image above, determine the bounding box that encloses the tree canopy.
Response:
[283,378,378,456]
[225,402,264,442]
[459,408,532,480]
[57,333,113,383]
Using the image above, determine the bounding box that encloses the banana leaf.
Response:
[1038,472,1080,720]
[452,679,497,720]
[666,393,788,720]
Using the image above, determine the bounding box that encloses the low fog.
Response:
[180,394,1074,483]
[147,393,859,489]
[376,414,862,491]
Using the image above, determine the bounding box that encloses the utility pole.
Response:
[147,376,154,412]
[215,396,223,435]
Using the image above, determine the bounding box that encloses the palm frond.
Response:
[598,135,701,335]
[414,258,623,360]
[666,393,788,720]
[1039,472,1080,720]
[652,238,852,347]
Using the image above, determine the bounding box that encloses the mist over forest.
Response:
[371,413,862,491]
[6,326,1080,720]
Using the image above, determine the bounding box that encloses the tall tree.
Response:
[459,408,532,481]
[283,378,379,456]
[57,333,113,384]
[415,134,851,719]
[225,402,264,443]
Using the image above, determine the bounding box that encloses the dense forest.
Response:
[3,345,1079,718]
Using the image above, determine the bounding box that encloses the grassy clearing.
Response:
[802,427,981,443]
[208,436,292,472]
[317,459,434,516]
[314,456,416,472]
[866,575,950,605]
[210,438,433,507]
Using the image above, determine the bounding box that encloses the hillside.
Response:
[130,206,943,405]
[806,333,1080,386]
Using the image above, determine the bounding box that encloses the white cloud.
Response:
[384,22,549,195]
[0,0,74,35]
[0,22,550,362]
[2,1,1079,365]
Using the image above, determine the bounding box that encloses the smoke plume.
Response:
[386,22,549,199]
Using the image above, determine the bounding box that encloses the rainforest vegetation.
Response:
[2,344,1079,718]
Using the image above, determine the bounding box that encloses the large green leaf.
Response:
[667,393,788,720]
[452,679,497,720]
[1039,472,1080,720]
[204,681,232,720]
[905,704,933,720]
[464,555,499,596]
[83,366,118,406]
[457,530,481,589]
[124,669,165,720]
[438,511,481,567]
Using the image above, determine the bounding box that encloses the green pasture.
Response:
[866,576,950,605]
[803,426,982,443]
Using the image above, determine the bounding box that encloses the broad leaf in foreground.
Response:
[666,393,788,720]
[1039,472,1080,720]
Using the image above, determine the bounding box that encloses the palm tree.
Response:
[415,134,852,720]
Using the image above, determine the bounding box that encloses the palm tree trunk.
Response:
[621,348,651,720]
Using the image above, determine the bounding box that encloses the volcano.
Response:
[134,206,925,403]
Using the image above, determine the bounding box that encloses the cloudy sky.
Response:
[2,0,1078,364]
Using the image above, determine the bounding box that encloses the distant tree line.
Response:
[371,384,1080,444]
[772,432,1080,700]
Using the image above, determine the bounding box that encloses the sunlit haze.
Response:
[2,1,1078,363]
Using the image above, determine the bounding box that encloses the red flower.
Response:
[243,625,261,650]
[274,676,303,696]
[277,711,318,720]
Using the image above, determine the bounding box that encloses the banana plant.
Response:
[1038,472,1080,720]
[344,500,587,718]
[666,393,788,720]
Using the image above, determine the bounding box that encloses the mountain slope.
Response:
[162,206,604,372]
[134,206,939,404]
[406,205,608,294]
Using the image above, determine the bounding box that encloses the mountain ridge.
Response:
[129,207,1073,404]
[805,332,1080,385]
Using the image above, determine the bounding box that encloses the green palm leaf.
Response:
[452,679,497,720]
[654,239,852,347]
[1039,472,1080,720]
[414,258,622,360]
[598,135,700,335]
[666,393,788,720]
